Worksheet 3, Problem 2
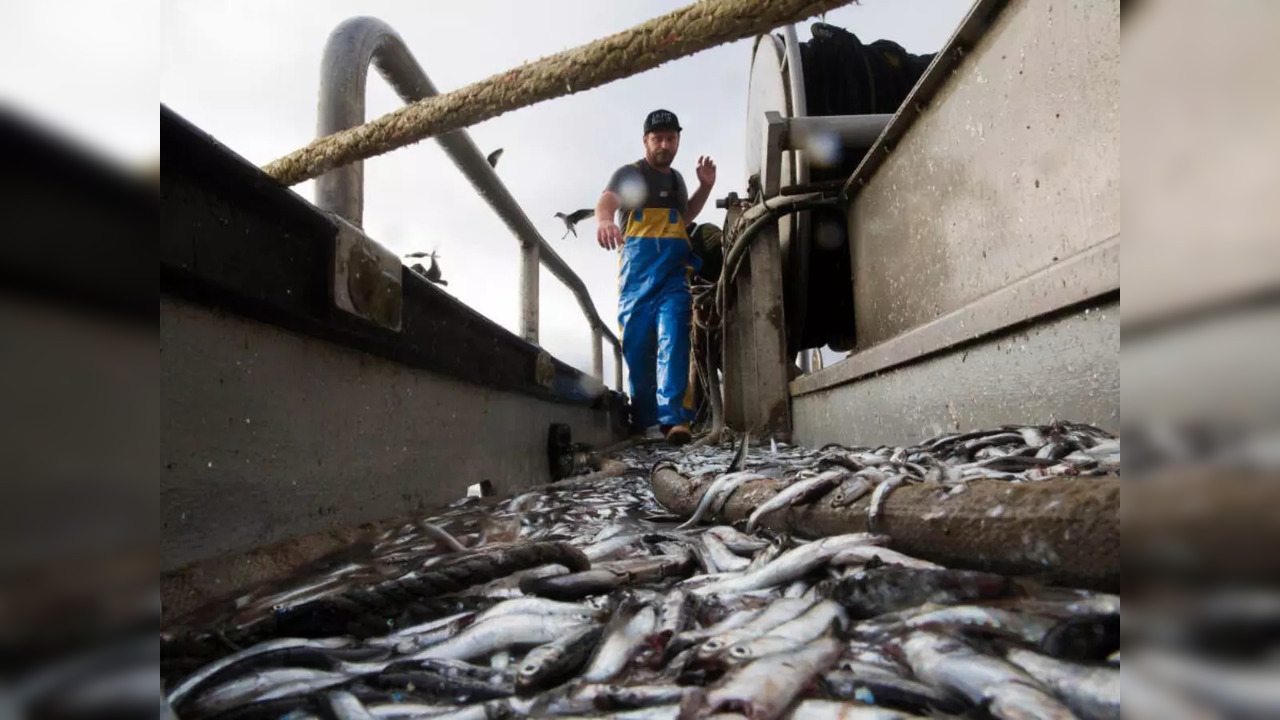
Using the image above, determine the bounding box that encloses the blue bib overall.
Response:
[611,161,703,429]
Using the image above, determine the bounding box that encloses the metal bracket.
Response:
[761,111,787,199]
[715,191,741,211]
[332,218,403,332]
[534,350,555,389]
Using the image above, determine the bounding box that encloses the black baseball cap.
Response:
[644,109,682,134]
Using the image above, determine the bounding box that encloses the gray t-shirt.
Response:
[605,159,689,230]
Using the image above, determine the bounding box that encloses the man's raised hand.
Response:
[696,155,717,188]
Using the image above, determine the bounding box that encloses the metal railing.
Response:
[314,16,623,391]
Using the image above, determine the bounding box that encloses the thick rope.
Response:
[264,0,861,186]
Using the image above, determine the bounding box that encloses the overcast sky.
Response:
[12,0,971,380]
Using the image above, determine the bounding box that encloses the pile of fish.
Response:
[665,423,1119,484]
[162,424,1121,720]
[651,422,1118,530]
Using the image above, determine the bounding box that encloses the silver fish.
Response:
[582,603,658,682]
[1019,427,1047,448]
[827,545,942,571]
[862,604,1062,649]
[866,475,913,529]
[383,610,476,639]
[745,538,786,572]
[701,532,750,573]
[822,668,957,714]
[585,532,648,561]
[253,675,359,706]
[370,613,478,654]
[676,571,746,591]
[166,637,353,706]
[654,589,695,647]
[784,700,922,719]
[726,600,848,663]
[744,470,846,533]
[783,580,811,598]
[368,702,457,718]
[592,684,691,710]
[676,471,764,530]
[697,598,815,658]
[327,690,375,720]
[193,668,349,715]
[516,624,605,693]
[411,612,593,661]
[693,534,887,597]
[900,631,1075,720]
[676,435,752,530]
[571,705,681,720]
[1004,646,1120,720]
[475,597,600,623]
[419,522,467,552]
[412,704,491,720]
[703,526,770,554]
[674,606,764,647]
[691,636,844,719]
[828,475,875,508]
[489,650,512,671]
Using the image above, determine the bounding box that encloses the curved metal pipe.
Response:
[315,17,621,371]
[782,24,811,364]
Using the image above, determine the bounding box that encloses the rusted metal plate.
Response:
[332,219,403,331]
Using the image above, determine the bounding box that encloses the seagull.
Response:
[406,251,448,286]
[554,209,594,239]
[487,148,503,168]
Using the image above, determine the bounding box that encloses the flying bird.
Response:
[406,251,448,286]
[555,209,593,239]
[487,148,503,168]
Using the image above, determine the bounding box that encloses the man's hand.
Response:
[696,155,717,188]
[598,220,623,250]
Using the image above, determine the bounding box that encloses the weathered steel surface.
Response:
[792,239,1118,398]
[847,0,1120,347]
[161,298,620,573]
[792,299,1119,449]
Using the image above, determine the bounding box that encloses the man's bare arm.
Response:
[596,191,623,250]
[596,190,620,224]
[686,182,712,223]
[686,155,718,222]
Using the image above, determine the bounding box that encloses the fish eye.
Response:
[730,646,750,657]
[520,664,538,674]
[703,640,723,650]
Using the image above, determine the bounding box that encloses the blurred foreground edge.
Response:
[0,103,157,717]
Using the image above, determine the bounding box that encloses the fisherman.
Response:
[595,109,717,446]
